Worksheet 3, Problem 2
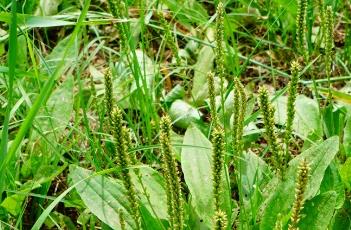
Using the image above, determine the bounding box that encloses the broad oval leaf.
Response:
[69,165,168,230]
[298,191,337,230]
[192,45,215,103]
[274,95,323,139]
[181,125,231,228]
[169,100,202,129]
[69,165,136,229]
[260,136,339,229]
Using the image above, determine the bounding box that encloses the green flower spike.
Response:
[234,78,247,155]
[215,1,226,115]
[317,0,325,48]
[215,2,225,80]
[160,115,184,230]
[211,126,225,212]
[284,61,300,160]
[258,87,284,174]
[296,0,308,58]
[289,159,310,230]
[112,108,141,229]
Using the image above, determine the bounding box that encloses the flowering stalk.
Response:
[324,5,334,101]
[107,0,129,52]
[160,115,183,230]
[296,0,308,58]
[215,2,226,120]
[233,78,247,155]
[232,82,240,155]
[288,159,310,230]
[317,0,325,49]
[207,71,218,126]
[284,61,300,160]
[211,127,225,213]
[215,2,225,80]
[258,87,284,174]
[112,108,141,229]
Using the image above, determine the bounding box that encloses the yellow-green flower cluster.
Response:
[289,159,310,230]
[160,115,183,230]
[284,61,300,159]
[214,210,228,230]
[258,87,284,173]
[232,78,247,156]
[158,11,181,66]
[211,127,225,213]
[112,108,141,229]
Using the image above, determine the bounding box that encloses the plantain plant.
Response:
[1,0,349,229]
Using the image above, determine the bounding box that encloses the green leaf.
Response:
[130,50,156,93]
[140,205,167,230]
[320,163,345,209]
[1,163,67,216]
[181,125,231,228]
[1,193,24,216]
[164,84,185,104]
[169,100,202,129]
[38,0,62,16]
[16,35,27,70]
[131,167,168,221]
[23,76,74,176]
[344,116,351,156]
[298,191,337,230]
[44,211,76,229]
[42,35,78,74]
[69,165,136,229]
[191,45,215,104]
[0,12,74,28]
[69,165,168,230]
[260,136,339,229]
[323,105,347,138]
[240,152,272,227]
[241,152,271,199]
[332,199,351,230]
[339,158,351,190]
[274,95,323,139]
[294,95,323,138]
[35,76,74,138]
